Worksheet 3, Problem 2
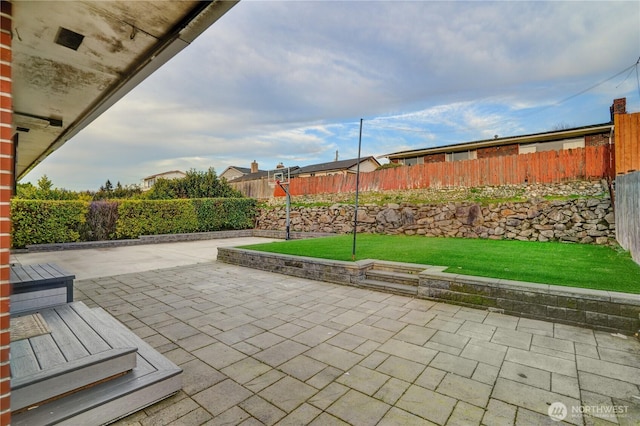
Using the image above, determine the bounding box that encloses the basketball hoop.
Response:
[267,168,291,240]
[268,167,290,188]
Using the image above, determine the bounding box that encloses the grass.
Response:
[240,234,640,294]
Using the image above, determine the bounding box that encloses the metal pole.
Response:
[278,182,291,240]
[285,187,290,241]
[352,118,363,260]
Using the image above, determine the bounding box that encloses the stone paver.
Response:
[55,248,640,426]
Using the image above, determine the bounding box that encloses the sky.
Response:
[22,0,640,191]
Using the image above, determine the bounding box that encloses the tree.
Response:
[15,175,79,200]
[145,168,243,199]
[94,179,142,200]
[37,175,53,192]
[550,122,575,131]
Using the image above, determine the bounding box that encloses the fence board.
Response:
[615,171,640,264]
[615,112,640,175]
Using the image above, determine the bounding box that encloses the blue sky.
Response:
[23,1,640,191]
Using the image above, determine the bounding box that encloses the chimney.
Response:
[335,150,339,161]
[251,160,258,174]
[276,162,285,169]
[610,98,626,121]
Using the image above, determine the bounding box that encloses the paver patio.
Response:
[72,261,640,425]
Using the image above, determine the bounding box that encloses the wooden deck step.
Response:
[12,303,182,426]
[12,347,137,413]
[11,303,138,412]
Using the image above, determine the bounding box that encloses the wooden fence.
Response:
[281,145,613,197]
[615,171,640,264]
[614,112,640,175]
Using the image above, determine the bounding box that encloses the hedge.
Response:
[11,200,88,248]
[11,198,256,248]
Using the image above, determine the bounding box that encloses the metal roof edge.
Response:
[381,122,613,159]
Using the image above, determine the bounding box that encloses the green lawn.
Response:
[240,234,640,294]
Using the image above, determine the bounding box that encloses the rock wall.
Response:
[257,197,616,244]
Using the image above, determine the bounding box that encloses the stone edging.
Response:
[20,230,334,253]
[217,247,640,334]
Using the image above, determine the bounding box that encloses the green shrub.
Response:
[115,200,200,239]
[193,198,256,231]
[11,200,88,248]
[11,197,257,247]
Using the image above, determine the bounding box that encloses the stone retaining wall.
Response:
[218,247,640,334]
[257,197,615,244]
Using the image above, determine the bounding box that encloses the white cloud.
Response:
[23,0,640,190]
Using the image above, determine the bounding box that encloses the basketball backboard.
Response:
[268,167,290,187]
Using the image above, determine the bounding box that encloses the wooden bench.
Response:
[10,263,75,315]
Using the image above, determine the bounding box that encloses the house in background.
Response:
[141,170,186,191]
[220,160,265,181]
[381,98,624,166]
[292,156,381,178]
[225,157,380,199]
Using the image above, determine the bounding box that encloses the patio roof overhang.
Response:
[11,0,238,180]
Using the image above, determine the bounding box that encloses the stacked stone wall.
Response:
[257,182,615,244]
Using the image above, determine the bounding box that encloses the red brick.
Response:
[0,331,7,347]
[0,157,10,174]
[0,173,10,187]
[0,282,9,297]
[0,46,10,63]
[0,377,8,397]
[0,112,9,127]
[0,409,10,425]
[0,63,10,80]
[0,128,12,142]
[0,1,12,16]
[0,347,8,363]
[0,15,11,32]
[0,95,10,110]
[0,188,10,203]
[0,32,9,48]
[0,235,9,251]
[0,80,9,95]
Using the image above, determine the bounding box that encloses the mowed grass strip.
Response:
[241,234,640,294]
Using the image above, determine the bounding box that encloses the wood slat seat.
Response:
[10,263,75,315]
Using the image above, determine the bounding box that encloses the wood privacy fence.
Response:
[615,171,640,264]
[615,112,640,175]
[279,145,613,197]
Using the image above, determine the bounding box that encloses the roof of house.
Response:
[230,170,272,183]
[293,157,380,175]
[142,170,186,181]
[381,122,613,159]
[222,166,253,175]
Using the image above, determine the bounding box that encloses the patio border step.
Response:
[359,278,419,297]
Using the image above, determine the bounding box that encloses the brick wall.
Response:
[585,132,611,147]
[477,144,518,159]
[423,153,446,163]
[0,1,10,422]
